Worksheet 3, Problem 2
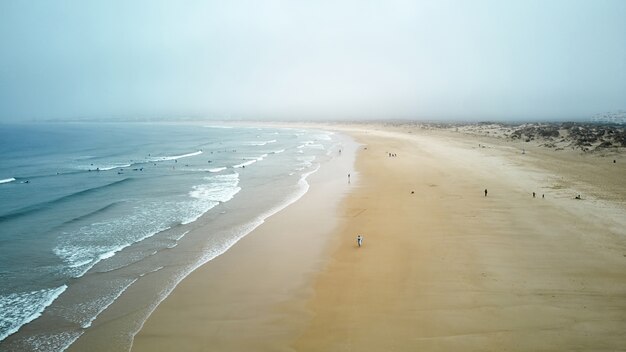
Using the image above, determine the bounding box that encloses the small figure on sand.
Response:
[542,194,545,198]
[348,173,351,184]
[575,194,581,200]
[357,235,363,247]
[533,192,536,198]
[484,189,488,197]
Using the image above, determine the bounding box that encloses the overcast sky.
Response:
[0,0,624,122]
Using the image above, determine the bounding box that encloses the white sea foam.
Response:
[0,285,68,342]
[243,139,277,146]
[80,278,138,328]
[140,266,165,277]
[237,152,269,167]
[233,159,257,168]
[77,163,132,171]
[173,230,190,241]
[149,150,203,162]
[0,177,16,184]
[54,173,241,277]
[297,140,325,150]
[296,155,316,171]
[23,330,83,352]
[271,149,285,154]
[98,164,132,171]
[313,133,333,141]
[183,167,226,173]
[55,243,131,278]
[166,230,190,249]
[188,176,240,202]
[247,153,268,162]
[184,173,241,224]
[54,220,173,279]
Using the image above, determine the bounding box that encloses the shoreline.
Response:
[0,124,344,352]
[130,130,359,351]
[81,122,625,351]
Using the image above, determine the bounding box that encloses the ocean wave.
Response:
[242,140,277,146]
[0,178,16,184]
[0,285,68,342]
[173,230,190,242]
[149,150,203,162]
[297,141,313,149]
[164,230,191,249]
[189,173,240,203]
[297,141,325,150]
[97,163,132,171]
[313,133,333,141]
[233,153,269,168]
[0,178,132,224]
[295,156,317,171]
[139,266,165,277]
[53,216,174,279]
[306,144,325,150]
[181,167,227,173]
[185,173,241,224]
[232,160,257,168]
[53,173,241,277]
[271,149,285,154]
[243,154,268,162]
[22,330,83,352]
[77,163,133,171]
[59,201,124,228]
[55,242,132,278]
[80,278,138,329]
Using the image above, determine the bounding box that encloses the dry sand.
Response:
[133,124,626,351]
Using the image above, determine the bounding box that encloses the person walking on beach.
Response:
[348,173,351,184]
[484,189,488,197]
[357,235,363,247]
[533,192,536,198]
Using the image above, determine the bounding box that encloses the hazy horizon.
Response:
[1,0,625,122]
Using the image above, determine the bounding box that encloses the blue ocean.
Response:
[0,122,338,351]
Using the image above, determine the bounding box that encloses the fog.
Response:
[1,0,624,122]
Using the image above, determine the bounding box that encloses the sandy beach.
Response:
[132,124,626,351]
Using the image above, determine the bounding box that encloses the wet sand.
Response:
[131,131,359,351]
[133,124,626,351]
